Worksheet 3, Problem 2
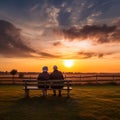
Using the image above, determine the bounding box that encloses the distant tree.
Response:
[10,69,18,84]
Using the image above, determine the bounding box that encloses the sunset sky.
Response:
[0,0,120,72]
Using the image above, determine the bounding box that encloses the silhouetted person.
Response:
[50,65,64,96]
[37,66,49,96]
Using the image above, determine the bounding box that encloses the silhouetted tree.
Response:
[10,69,17,84]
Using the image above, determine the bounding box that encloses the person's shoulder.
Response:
[37,73,42,79]
[38,73,43,77]
[58,70,63,74]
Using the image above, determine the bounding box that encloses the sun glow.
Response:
[63,60,74,68]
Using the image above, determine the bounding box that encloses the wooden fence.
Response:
[0,74,120,85]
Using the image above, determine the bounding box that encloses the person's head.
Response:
[53,65,58,70]
[42,66,48,72]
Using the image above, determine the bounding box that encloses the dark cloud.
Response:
[0,20,38,58]
[61,24,119,43]
[77,51,112,59]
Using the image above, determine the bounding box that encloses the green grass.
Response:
[0,85,120,120]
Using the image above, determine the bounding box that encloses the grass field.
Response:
[0,85,120,120]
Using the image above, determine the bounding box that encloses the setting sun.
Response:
[63,60,74,68]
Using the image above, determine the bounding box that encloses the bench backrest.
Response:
[23,79,72,89]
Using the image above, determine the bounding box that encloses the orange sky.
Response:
[1,57,120,73]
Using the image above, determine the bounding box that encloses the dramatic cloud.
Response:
[0,20,37,57]
[61,24,119,43]
[0,20,60,58]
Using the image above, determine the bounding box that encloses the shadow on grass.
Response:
[0,96,83,120]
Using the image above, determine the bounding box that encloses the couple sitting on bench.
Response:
[37,65,64,96]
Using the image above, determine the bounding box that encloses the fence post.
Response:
[96,74,98,84]
[80,75,81,81]
[112,74,115,83]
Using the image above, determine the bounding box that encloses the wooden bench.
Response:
[23,79,72,98]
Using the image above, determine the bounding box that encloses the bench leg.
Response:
[25,89,29,98]
[67,89,70,98]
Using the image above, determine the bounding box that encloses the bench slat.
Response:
[23,86,72,90]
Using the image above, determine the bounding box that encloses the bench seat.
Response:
[24,86,72,90]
